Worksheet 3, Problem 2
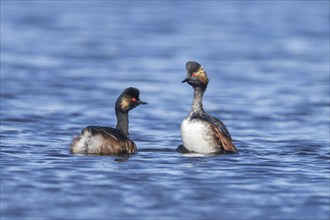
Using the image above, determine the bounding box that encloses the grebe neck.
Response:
[191,86,205,113]
[115,111,129,137]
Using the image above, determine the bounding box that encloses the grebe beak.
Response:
[182,78,188,83]
[137,100,148,105]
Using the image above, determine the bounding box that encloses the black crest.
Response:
[186,61,201,75]
[123,87,140,98]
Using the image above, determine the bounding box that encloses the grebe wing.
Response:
[83,126,127,141]
[209,123,237,153]
[80,126,137,154]
[204,113,232,140]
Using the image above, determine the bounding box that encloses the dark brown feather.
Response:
[70,126,137,155]
[210,124,237,153]
[89,127,137,154]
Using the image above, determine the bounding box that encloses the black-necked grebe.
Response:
[179,61,237,154]
[70,87,147,155]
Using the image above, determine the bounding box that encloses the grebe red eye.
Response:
[132,98,136,102]
[192,73,197,77]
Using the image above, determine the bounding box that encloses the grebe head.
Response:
[182,61,209,88]
[116,87,147,113]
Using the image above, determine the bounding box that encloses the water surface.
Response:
[1,1,329,220]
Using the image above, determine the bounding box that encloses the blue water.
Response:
[1,1,329,220]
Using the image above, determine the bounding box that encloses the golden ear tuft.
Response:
[194,67,209,85]
[120,97,130,110]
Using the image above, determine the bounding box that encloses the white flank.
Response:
[180,118,218,154]
[73,132,105,154]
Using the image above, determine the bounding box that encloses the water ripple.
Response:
[1,1,329,220]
